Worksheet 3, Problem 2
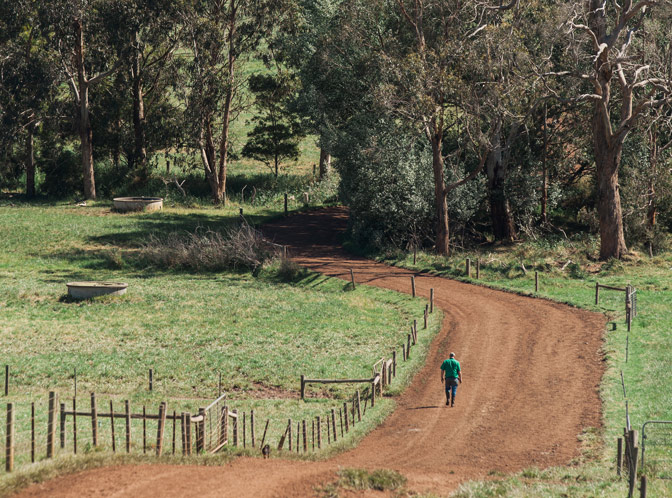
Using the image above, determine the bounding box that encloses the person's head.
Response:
[449,352,455,358]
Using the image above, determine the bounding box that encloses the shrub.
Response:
[138,224,278,272]
[39,148,82,198]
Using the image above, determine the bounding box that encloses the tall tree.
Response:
[551,1,672,259]
[181,0,290,204]
[42,0,122,199]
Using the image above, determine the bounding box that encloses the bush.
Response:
[137,224,279,272]
[39,149,82,198]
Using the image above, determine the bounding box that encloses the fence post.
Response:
[402,343,406,361]
[628,446,639,498]
[343,402,349,433]
[47,391,57,458]
[4,365,8,396]
[157,403,167,456]
[31,402,35,462]
[125,400,131,453]
[411,276,416,297]
[242,411,246,448]
[617,437,623,477]
[317,416,322,449]
[301,375,305,401]
[392,350,397,377]
[233,410,238,447]
[424,306,428,329]
[251,409,255,448]
[640,475,647,498]
[466,258,471,277]
[221,406,228,446]
[430,289,434,313]
[181,413,187,455]
[331,408,337,442]
[535,271,539,293]
[73,398,77,454]
[371,381,376,407]
[186,412,192,455]
[149,368,153,391]
[284,193,288,216]
[356,390,362,422]
[261,419,269,448]
[90,393,98,447]
[198,407,205,452]
[476,259,480,279]
[110,400,116,453]
[60,402,66,449]
[6,403,14,472]
[350,269,356,289]
[407,334,411,358]
[596,282,600,305]
[302,420,307,452]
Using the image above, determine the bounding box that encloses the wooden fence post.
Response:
[371,381,376,407]
[535,271,539,293]
[317,416,322,449]
[331,408,337,442]
[90,393,98,447]
[251,409,255,448]
[242,411,246,448]
[287,418,292,451]
[402,343,406,361]
[356,390,362,422]
[350,269,356,289]
[181,413,187,455]
[392,350,397,377]
[640,475,647,498]
[149,368,153,391]
[110,400,116,453]
[424,306,428,329]
[31,403,35,462]
[339,408,344,437]
[296,421,300,452]
[47,391,57,458]
[343,402,349,433]
[232,410,238,447]
[60,402,66,449]
[143,405,147,453]
[466,258,471,277]
[261,419,269,448]
[157,403,167,456]
[411,276,416,297]
[4,365,8,397]
[186,412,192,455]
[617,437,623,477]
[430,289,434,313]
[312,419,315,451]
[326,414,331,444]
[596,282,600,305]
[476,259,480,279]
[302,420,307,452]
[172,410,176,455]
[407,334,411,358]
[301,375,305,401]
[73,398,77,454]
[284,193,288,216]
[6,403,14,472]
[125,400,131,453]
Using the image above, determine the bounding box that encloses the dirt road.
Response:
[16,208,605,497]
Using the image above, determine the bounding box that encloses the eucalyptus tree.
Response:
[180,0,293,205]
[40,0,123,200]
[548,0,672,259]
[0,0,58,196]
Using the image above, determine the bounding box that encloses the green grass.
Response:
[380,240,672,496]
[0,201,441,484]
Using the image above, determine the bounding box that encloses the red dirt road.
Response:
[16,208,606,497]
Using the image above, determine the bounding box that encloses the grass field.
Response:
[0,200,441,485]
[382,241,672,497]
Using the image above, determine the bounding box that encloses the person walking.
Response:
[440,352,462,407]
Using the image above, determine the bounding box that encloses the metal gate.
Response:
[641,420,672,479]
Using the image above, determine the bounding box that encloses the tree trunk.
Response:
[540,103,548,224]
[319,148,331,179]
[131,33,147,179]
[202,120,223,204]
[431,135,449,255]
[647,128,657,228]
[594,141,627,260]
[486,126,515,242]
[25,125,35,198]
[74,19,96,200]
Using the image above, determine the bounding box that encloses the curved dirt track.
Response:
[16,208,606,497]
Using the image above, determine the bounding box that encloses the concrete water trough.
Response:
[113,196,163,212]
[66,281,128,299]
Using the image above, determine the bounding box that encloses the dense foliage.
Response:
[1,0,671,257]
